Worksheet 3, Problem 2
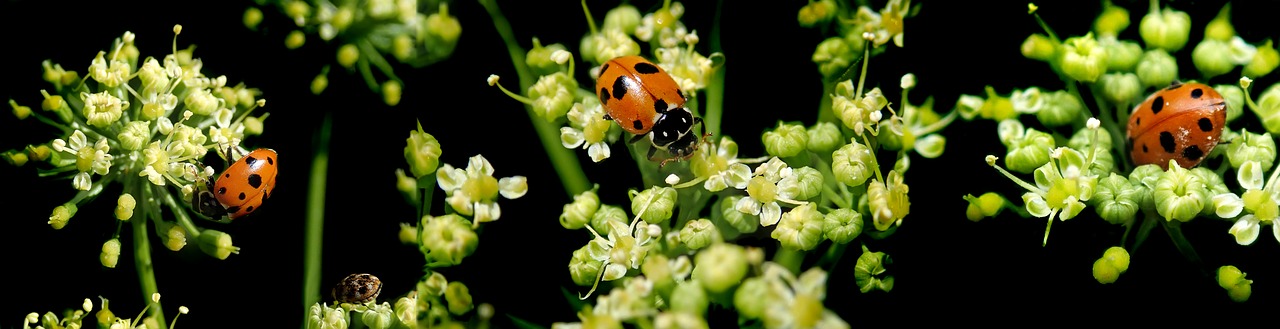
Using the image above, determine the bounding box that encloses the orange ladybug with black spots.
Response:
[595,55,705,166]
[1126,81,1227,170]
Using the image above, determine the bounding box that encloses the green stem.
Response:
[134,186,166,329]
[301,112,331,327]
[418,174,437,220]
[480,0,591,196]
[773,246,804,274]
[818,82,836,124]
[704,63,725,138]
[816,241,849,269]
[1130,210,1159,255]
[1162,219,1209,277]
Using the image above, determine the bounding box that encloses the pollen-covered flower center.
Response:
[790,293,823,328]
[462,174,500,202]
[76,147,97,172]
[1046,178,1080,207]
[1242,189,1278,221]
[583,116,611,143]
[747,176,778,203]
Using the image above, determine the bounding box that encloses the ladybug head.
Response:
[650,108,696,148]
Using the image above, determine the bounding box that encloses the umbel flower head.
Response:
[7,25,266,261]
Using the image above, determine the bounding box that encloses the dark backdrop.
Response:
[2,0,1277,327]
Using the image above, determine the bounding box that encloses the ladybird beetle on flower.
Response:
[595,55,707,167]
[332,273,383,304]
[193,148,278,220]
[1126,81,1227,170]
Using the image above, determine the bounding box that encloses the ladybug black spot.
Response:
[225,173,230,178]
[1151,96,1164,114]
[676,88,685,101]
[633,120,644,130]
[612,76,628,100]
[633,62,660,74]
[1159,131,1176,153]
[244,155,258,166]
[238,192,246,200]
[246,205,254,213]
[654,99,668,113]
[602,113,612,121]
[598,63,610,78]
[218,187,227,195]
[598,88,609,106]
[226,205,241,214]
[248,174,263,189]
[267,156,274,166]
[1142,144,1149,153]
[1135,117,1141,126]
[1183,145,1204,161]
[1191,88,1203,99]
[1198,117,1213,132]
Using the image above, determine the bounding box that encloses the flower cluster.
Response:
[22,293,189,329]
[962,1,1280,302]
[244,0,462,105]
[306,271,495,329]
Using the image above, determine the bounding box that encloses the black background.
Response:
[2,0,1279,327]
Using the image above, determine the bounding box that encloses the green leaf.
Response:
[508,314,549,329]
[560,286,586,312]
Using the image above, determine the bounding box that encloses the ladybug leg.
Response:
[646,144,658,161]
[629,134,647,144]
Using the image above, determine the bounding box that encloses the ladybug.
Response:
[595,55,706,167]
[332,273,382,304]
[1126,81,1227,170]
[193,148,278,220]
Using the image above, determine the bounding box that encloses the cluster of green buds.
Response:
[22,293,189,329]
[307,272,493,329]
[396,121,526,267]
[806,0,913,79]
[488,0,723,164]
[244,0,461,105]
[956,1,1280,302]
[4,25,270,266]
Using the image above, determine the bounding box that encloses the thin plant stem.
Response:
[301,112,331,327]
[480,0,590,196]
[134,185,166,329]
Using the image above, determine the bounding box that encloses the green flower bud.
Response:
[420,214,478,266]
[655,311,709,329]
[1154,161,1208,222]
[1061,33,1108,83]
[116,121,151,151]
[27,144,51,163]
[964,192,1006,222]
[691,243,748,294]
[853,245,894,293]
[868,170,911,231]
[630,186,678,225]
[561,188,600,230]
[772,203,825,251]
[115,193,135,221]
[100,238,121,268]
[669,280,709,315]
[798,0,838,27]
[445,282,473,315]
[732,280,768,322]
[49,203,76,229]
[679,219,722,250]
[1021,33,1059,62]
[1128,163,1163,208]
[642,254,675,295]
[1140,7,1191,52]
[1204,4,1234,42]
[196,229,240,260]
[1102,39,1143,72]
[1227,131,1277,172]
[285,30,306,49]
[955,93,985,121]
[1216,265,1252,303]
[1192,38,1235,79]
[243,7,263,30]
[719,195,757,234]
[1093,3,1130,37]
[569,241,605,286]
[311,72,328,95]
[603,4,642,34]
[591,204,628,236]
[1256,83,1280,134]
[1037,90,1084,127]
[1214,83,1245,123]
[159,220,187,252]
[1003,124,1055,174]
[391,35,414,62]
[96,298,116,327]
[528,72,577,123]
[1135,49,1178,88]
[805,122,842,154]
[979,86,1017,121]
[526,38,568,77]
[404,121,442,178]
[82,91,125,128]
[382,80,402,106]
[1092,246,1130,284]
[831,139,875,186]
[337,44,359,68]
[1091,173,1141,225]
[3,151,27,166]
[393,296,417,327]
[423,3,462,59]
[1097,72,1141,104]
[822,208,863,243]
[394,169,419,208]
[398,223,418,245]
[813,37,854,80]
[1244,40,1279,78]
[361,303,393,329]
[762,121,809,158]
[8,99,30,120]
[778,166,823,201]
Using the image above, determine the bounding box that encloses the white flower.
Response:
[736,157,808,226]
[1230,215,1260,245]
[560,102,617,162]
[760,263,849,329]
[436,155,527,227]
